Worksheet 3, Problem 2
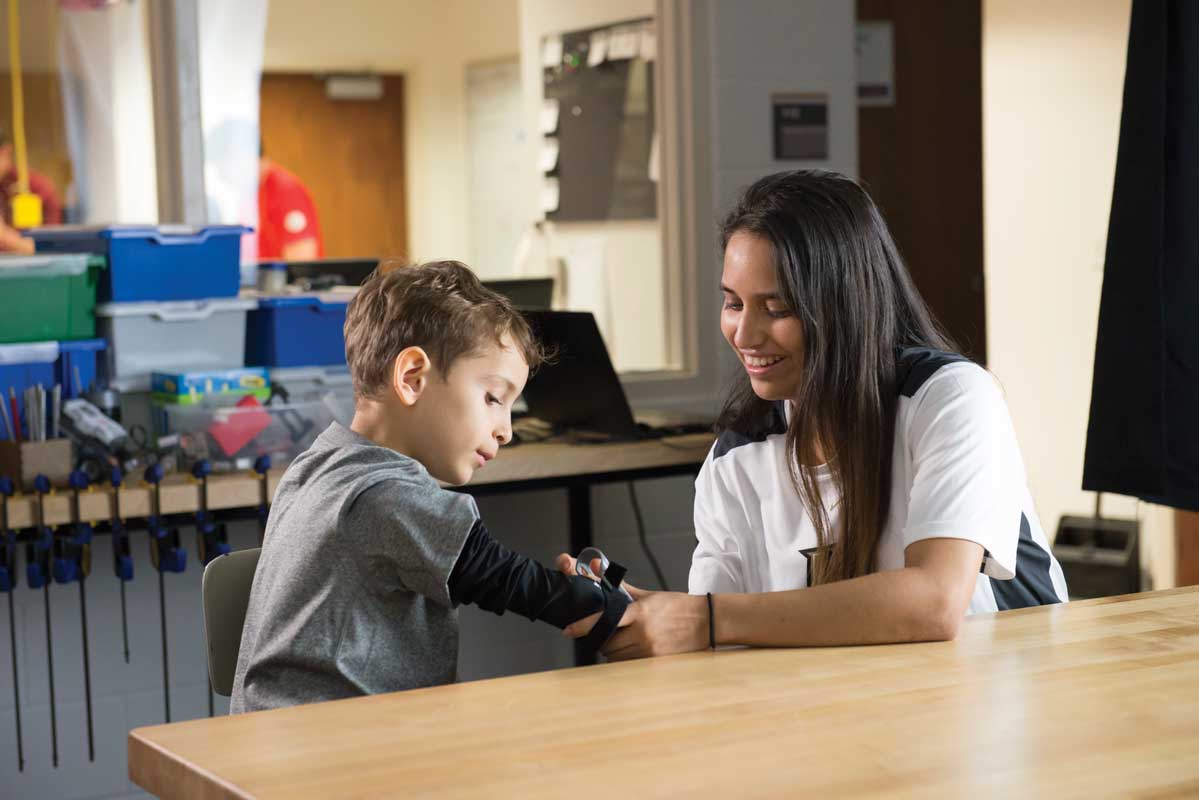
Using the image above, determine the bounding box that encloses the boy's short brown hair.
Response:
[344,260,547,399]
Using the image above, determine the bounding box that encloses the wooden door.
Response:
[856,1,986,362]
[259,73,407,260]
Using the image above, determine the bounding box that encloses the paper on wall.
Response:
[541,35,564,68]
[540,177,560,214]
[538,138,560,173]
[539,98,559,135]
[607,25,640,60]
[588,30,609,66]
[639,23,657,62]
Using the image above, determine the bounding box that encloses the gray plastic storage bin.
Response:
[96,297,257,392]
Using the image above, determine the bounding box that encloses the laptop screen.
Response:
[519,310,639,439]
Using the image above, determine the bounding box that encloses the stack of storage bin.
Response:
[0,254,108,435]
[29,225,252,392]
[245,289,356,426]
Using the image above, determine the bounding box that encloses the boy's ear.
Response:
[392,346,432,406]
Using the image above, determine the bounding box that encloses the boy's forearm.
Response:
[449,520,617,628]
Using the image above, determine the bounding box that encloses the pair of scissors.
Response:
[575,546,634,601]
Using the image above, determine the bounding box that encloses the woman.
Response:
[561,170,1068,659]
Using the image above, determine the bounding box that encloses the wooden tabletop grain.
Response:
[129,586,1199,799]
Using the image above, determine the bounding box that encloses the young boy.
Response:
[229,261,631,713]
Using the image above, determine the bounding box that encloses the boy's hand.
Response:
[554,552,644,639]
[554,551,645,597]
[553,552,594,580]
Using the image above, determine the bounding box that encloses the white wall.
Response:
[263,0,520,264]
[465,58,527,279]
[983,0,1174,588]
[704,0,857,390]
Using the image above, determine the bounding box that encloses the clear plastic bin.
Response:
[267,365,354,422]
[157,396,340,472]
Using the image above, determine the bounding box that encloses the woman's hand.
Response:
[554,553,710,661]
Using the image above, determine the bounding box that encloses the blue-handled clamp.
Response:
[144,464,186,574]
[26,475,53,589]
[191,460,230,565]
[53,471,93,584]
[253,455,271,544]
[0,477,15,593]
[110,468,133,582]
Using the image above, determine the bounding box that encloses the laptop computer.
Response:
[519,310,712,441]
[518,311,642,439]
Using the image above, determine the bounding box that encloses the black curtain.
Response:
[1083,0,1199,510]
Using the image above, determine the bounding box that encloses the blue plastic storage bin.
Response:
[245,293,350,368]
[28,224,249,303]
[0,339,106,438]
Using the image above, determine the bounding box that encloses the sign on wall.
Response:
[771,93,828,161]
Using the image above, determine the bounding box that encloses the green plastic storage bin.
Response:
[0,253,106,343]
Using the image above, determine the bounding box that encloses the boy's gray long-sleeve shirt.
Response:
[229,422,477,713]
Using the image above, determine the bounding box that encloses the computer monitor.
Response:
[484,278,554,310]
[519,310,640,439]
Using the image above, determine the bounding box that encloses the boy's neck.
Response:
[349,399,417,459]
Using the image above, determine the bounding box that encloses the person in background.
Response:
[0,126,63,253]
[258,143,324,261]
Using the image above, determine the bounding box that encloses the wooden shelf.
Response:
[1,433,715,531]
[1,469,284,530]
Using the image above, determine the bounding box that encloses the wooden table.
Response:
[128,586,1199,799]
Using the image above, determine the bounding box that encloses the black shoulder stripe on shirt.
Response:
[898,347,971,398]
[712,401,788,460]
[990,513,1062,610]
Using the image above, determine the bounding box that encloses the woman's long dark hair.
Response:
[716,170,956,585]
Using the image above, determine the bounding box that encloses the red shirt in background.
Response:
[0,168,63,226]
[258,161,324,260]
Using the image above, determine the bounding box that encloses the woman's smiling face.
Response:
[720,230,806,401]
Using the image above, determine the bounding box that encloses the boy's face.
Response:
[409,334,529,485]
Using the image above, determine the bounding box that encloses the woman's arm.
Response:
[561,538,983,660]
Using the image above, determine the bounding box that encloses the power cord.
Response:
[627,481,669,591]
